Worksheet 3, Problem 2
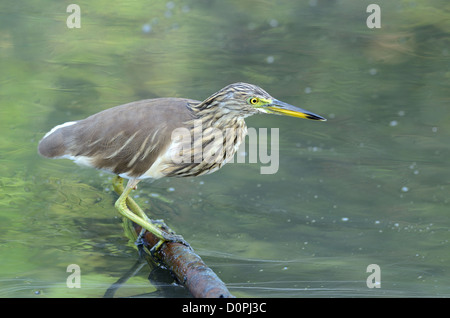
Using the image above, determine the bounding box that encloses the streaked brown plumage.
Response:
[38,84,281,178]
[39,98,198,178]
[38,82,326,251]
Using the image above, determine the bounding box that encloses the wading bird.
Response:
[38,83,326,251]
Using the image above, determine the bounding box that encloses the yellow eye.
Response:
[249,97,259,105]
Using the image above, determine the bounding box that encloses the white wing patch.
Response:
[43,121,77,139]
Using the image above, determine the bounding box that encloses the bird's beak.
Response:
[267,99,326,121]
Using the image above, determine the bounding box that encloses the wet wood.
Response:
[135,222,234,298]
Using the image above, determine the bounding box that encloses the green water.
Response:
[0,0,449,297]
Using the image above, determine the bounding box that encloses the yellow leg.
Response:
[112,176,187,252]
[112,176,150,222]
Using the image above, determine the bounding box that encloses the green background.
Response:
[0,0,449,297]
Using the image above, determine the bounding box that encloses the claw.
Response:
[148,232,193,257]
[150,240,165,256]
[134,228,147,247]
[162,232,192,251]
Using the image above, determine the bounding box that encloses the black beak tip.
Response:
[307,114,327,121]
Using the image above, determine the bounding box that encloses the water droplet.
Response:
[389,120,398,127]
[142,24,152,33]
[269,19,278,27]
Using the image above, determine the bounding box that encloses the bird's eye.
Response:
[249,97,259,105]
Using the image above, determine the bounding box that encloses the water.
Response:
[0,0,449,297]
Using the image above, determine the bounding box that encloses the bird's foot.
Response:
[149,232,192,257]
[134,219,192,259]
[151,219,169,228]
[134,228,148,257]
[162,232,191,249]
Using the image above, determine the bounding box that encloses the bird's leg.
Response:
[112,176,151,248]
[114,177,165,241]
[112,176,189,253]
[112,176,150,221]
[123,194,157,250]
[112,177,173,229]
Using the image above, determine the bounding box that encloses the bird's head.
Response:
[202,82,326,121]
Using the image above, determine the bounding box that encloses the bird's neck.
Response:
[185,102,248,163]
[188,101,247,132]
